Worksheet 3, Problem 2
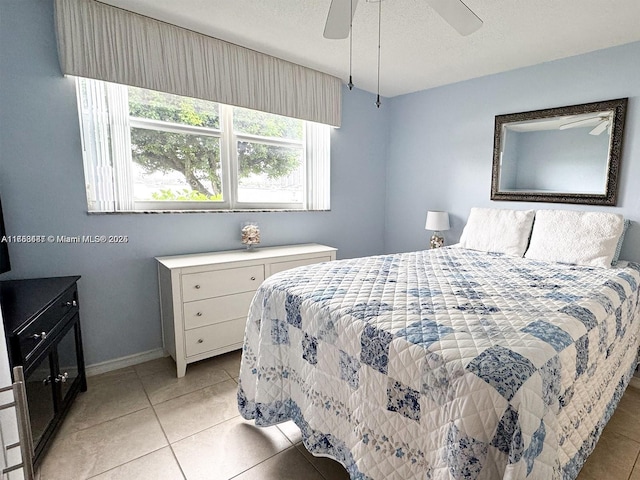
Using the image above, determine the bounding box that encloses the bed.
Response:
[237,215,640,480]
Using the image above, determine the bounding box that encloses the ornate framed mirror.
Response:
[491,98,627,206]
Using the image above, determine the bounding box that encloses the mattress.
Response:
[237,247,640,479]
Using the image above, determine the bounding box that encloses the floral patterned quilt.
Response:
[237,247,640,479]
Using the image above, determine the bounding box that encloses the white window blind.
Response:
[55,0,342,127]
[306,123,331,211]
[76,80,135,212]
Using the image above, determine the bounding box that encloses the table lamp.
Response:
[425,211,450,249]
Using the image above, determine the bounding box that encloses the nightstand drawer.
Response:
[183,291,255,330]
[182,265,264,302]
[19,286,79,363]
[185,318,246,357]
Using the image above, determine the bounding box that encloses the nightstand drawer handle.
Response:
[194,284,201,289]
[250,276,256,281]
[197,338,204,344]
[32,331,48,341]
[64,300,77,307]
[196,312,203,317]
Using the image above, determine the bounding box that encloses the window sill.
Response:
[87,209,330,215]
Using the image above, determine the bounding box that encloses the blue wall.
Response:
[385,42,640,260]
[0,0,389,365]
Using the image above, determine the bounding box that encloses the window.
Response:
[75,78,330,212]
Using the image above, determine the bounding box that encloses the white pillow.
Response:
[459,208,535,257]
[524,210,624,268]
[611,219,631,266]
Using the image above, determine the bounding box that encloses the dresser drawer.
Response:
[18,286,79,363]
[185,318,246,357]
[182,265,264,302]
[269,255,332,276]
[183,291,255,330]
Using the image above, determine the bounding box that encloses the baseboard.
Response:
[85,348,167,377]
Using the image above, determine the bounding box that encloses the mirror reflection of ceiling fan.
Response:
[323,0,484,40]
[558,113,613,136]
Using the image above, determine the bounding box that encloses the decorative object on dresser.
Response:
[0,276,87,466]
[240,222,260,250]
[425,210,450,248]
[156,243,337,377]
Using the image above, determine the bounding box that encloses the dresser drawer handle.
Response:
[196,312,203,317]
[32,331,48,341]
[250,276,256,281]
[64,300,78,307]
[197,338,204,344]
[194,284,201,289]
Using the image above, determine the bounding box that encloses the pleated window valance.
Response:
[54,0,342,127]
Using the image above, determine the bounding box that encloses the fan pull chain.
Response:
[375,0,381,108]
[348,0,354,90]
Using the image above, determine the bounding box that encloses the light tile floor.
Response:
[36,351,640,480]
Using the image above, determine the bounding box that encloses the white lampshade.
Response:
[425,211,450,231]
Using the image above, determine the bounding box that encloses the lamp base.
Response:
[430,233,444,249]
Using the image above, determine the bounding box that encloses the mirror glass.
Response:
[491,98,627,206]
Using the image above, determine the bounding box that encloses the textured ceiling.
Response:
[100,0,640,98]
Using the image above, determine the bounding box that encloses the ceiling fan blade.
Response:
[589,120,609,136]
[425,0,483,36]
[559,116,601,130]
[324,0,359,39]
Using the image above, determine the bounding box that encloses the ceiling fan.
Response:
[559,113,613,136]
[323,0,484,40]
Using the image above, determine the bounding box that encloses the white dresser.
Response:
[156,243,337,377]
